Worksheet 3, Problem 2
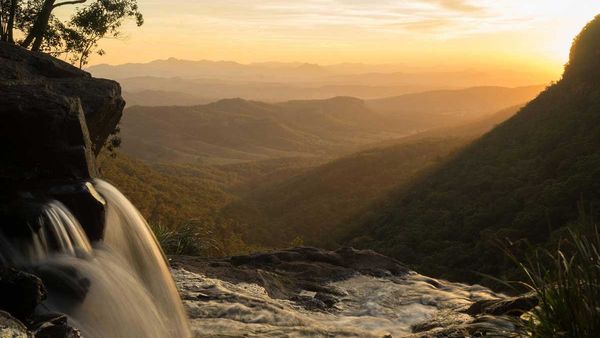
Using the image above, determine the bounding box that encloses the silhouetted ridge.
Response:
[565,14,600,82]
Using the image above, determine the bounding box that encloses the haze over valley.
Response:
[88,59,549,104]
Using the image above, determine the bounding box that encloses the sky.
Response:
[86,0,600,78]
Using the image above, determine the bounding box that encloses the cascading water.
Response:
[0,180,191,338]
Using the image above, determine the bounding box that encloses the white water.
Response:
[1,180,191,338]
[175,269,515,337]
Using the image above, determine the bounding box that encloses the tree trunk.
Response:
[6,0,17,43]
[0,1,5,41]
[21,0,55,50]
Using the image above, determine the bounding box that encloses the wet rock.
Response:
[27,313,68,332]
[0,311,29,338]
[29,313,85,338]
[465,294,538,316]
[0,268,47,321]
[290,295,328,311]
[33,265,90,303]
[173,247,408,310]
[48,182,106,242]
[0,200,47,242]
[35,323,82,338]
[314,292,338,308]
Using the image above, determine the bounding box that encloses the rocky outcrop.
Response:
[173,247,532,337]
[0,41,125,186]
[0,42,125,154]
[173,247,409,304]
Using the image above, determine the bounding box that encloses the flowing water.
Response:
[0,179,191,338]
[0,179,521,337]
[175,269,517,337]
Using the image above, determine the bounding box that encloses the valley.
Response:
[102,86,536,259]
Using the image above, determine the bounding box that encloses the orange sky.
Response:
[82,0,600,80]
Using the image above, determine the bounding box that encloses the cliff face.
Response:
[0,42,125,185]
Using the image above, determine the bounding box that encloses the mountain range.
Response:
[88,59,551,103]
[119,86,543,164]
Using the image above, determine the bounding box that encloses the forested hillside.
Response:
[101,101,522,256]
[98,153,323,255]
[226,137,468,247]
[345,17,600,285]
[221,105,522,248]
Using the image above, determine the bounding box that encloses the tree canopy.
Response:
[0,0,143,67]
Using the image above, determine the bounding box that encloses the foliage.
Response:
[61,0,143,67]
[104,126,121,158]
[99,152,281,257]
[98,152,233,233]
[513,226,600,337]
[150,221,223,257]
[0,0,143,67]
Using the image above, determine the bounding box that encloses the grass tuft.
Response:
[516,227,600,337]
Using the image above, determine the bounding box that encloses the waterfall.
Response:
[0,180,191,338]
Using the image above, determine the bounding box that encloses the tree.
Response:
[0,0,18,43]
[0,0,142,68]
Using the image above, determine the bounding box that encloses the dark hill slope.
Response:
[346,16,600,284]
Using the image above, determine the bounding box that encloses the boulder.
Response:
[0,268,47,321]
[0,84,97,185]
[35,323,83,338]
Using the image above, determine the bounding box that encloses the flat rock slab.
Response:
[172,247,409,301]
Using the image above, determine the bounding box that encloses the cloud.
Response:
[431,0,483,13]
[140,0,538,41]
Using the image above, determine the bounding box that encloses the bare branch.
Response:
[53,0,86,8]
